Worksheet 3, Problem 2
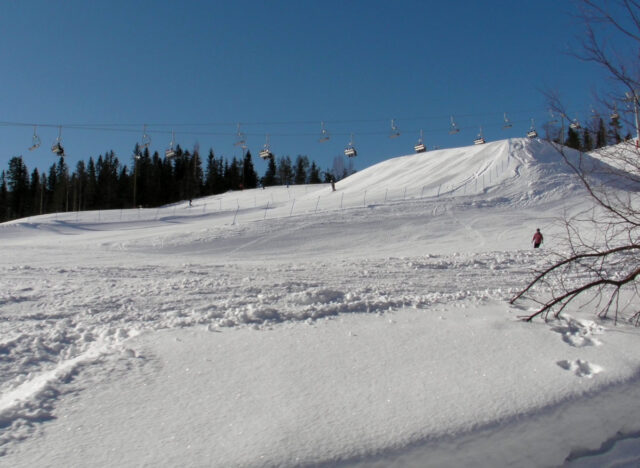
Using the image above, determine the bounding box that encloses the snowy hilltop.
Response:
[1,138,639,467]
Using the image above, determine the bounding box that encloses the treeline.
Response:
[554,116,632,152]
[0,145,346,222]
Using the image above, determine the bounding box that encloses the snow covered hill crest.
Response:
[339,137,623,206]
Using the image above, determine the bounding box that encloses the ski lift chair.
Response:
[51,126,64,156]
[449,116,460,134]
[526,118,538,138]
[319,121,330,142]
[51,142,65,156]
[503,113,512,129]
[344,134,357,157]
[389,119,400,138]
[259,148,274,160]
[260,134,274,160]
[414,130,426,153]
[165,131,176,158]
[344,146,357,157]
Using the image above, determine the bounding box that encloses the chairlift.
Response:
[344,133,357,157]
[28,126,41,151]
[234,123,246,147]
[51,126,65,157]
[526,118,538,138]
[165,131,176,158]
[259,134,274,160]
[473,127,485,145]
[449,116,460,134]
[502,112,512,129]
[389,119,400,138]
[569,118,581,130]
[414,129,426,153]
[610,103,620,122]
[319,121,330,142]
[141,124,151,149]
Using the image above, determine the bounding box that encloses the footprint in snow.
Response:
[551,316,604,348]
[556,359,602,378]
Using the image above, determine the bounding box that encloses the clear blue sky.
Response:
[0,0,610,177]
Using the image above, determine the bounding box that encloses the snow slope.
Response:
[1,138,639,467]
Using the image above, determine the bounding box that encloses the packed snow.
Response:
[1,138,640,467]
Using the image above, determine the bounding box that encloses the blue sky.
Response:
[0,0,611,177]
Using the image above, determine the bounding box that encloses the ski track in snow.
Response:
[0,251,544,455]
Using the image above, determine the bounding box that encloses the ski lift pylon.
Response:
[51,126,65,157]
[28,126,41,151]
[344,133,357,157]
[414,129,426,153]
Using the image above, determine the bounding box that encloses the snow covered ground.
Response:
[1,138,640,467]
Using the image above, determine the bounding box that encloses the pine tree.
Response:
[85,157,98,210]
[608,116,622,144]
[226,157,242,190]
[30,168,42,215]
[242,150,258,189]
[74,161,87,211]
[308,161,321,184]
[595,118,607,148]
[582,128,593,152]
[294,155,310,185]
[205,149,217,195]
[7,156,30,219]
[0,171,8,222]
[565,127,581,150]
[277,156,293,186]
[262,157,278,187]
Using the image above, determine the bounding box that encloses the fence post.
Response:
[384,188,388,203]
[363,190,367,207]
[437,185,441,197]
[232,205,239,225]
[264,201,270,219]
[340,192,344,210]
[289,199,295,216]
[315,196,320,213]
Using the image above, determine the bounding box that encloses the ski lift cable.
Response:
[0,106,603,145]
[0,106,586,131]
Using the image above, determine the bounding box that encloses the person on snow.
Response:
[532,228,543,248]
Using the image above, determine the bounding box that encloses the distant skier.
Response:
[532,228,543,248]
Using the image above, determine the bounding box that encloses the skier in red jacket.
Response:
[532,228,543,248]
